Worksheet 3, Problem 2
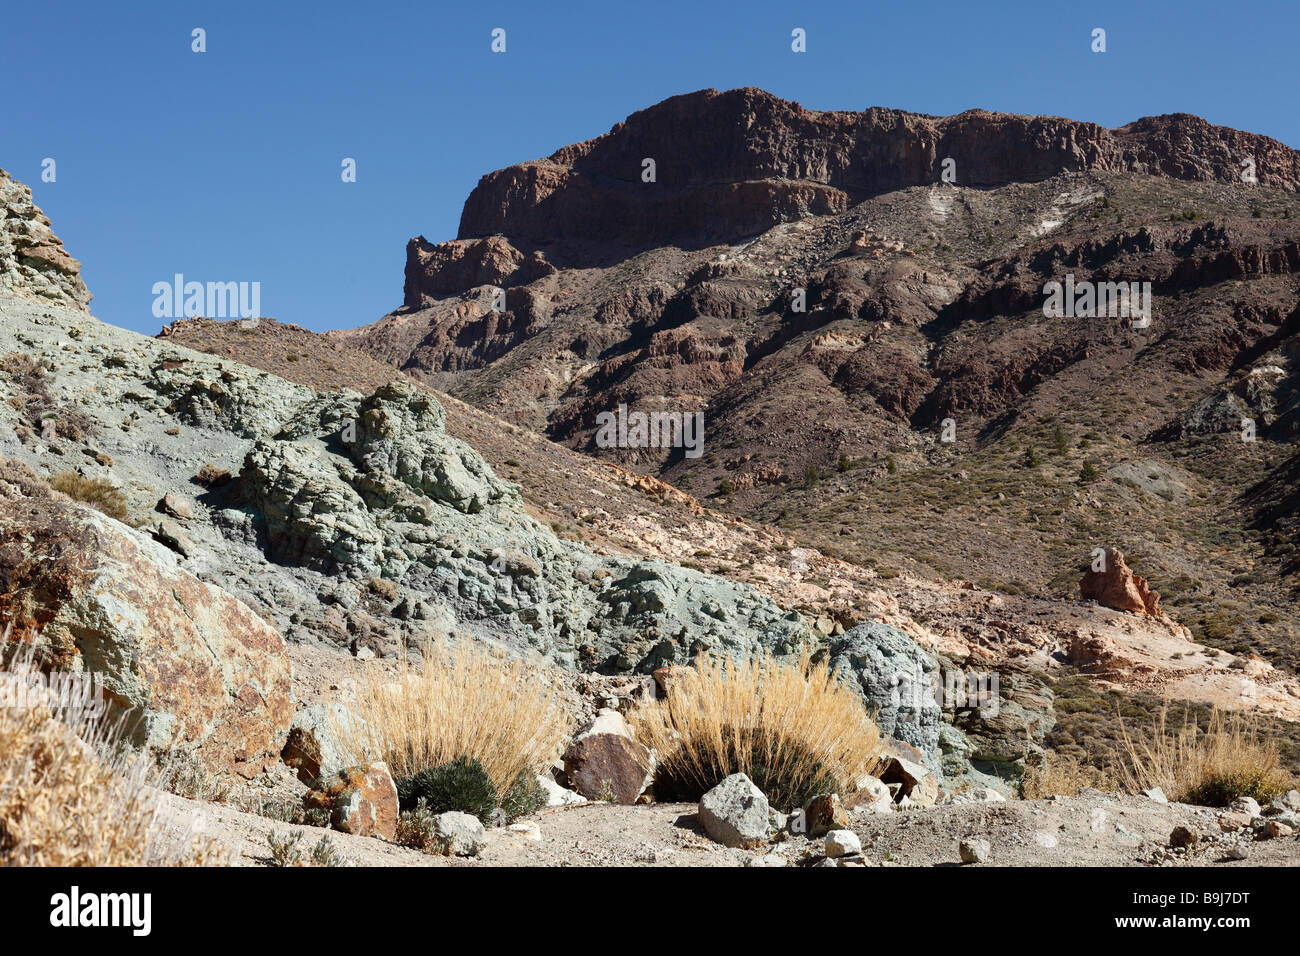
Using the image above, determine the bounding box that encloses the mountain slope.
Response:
[328,88,1300,675]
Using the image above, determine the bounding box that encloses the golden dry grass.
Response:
[1020,751,1116,798]
[48,471,131,524]
[0,638,220,866]
[629,649,883,809]
[1118,705,1295,807]
[340,640,573,794]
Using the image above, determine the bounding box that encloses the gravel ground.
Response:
[156,790,1300,868]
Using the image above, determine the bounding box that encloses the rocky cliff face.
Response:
[426,89,1300,284]
[0,169,91,311]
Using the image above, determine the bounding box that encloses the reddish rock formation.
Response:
[1078,548,1170,622]
[303,762,399,840]
[454,88,1300,255]
[561,708,653,804]
[0,458,293,779]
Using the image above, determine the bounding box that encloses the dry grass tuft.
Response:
[340,640,573,794]
[1118,705,1294,807]
[48,471,131,524]
[0,637,220,865]
[1021,751,1116,798]
[629,649,883,809]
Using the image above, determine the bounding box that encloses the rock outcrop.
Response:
[1079,547,1170,621]
[0,291,812,676]
[0,169,91,310]
[0,457,293,779]
[451,88,1300,261]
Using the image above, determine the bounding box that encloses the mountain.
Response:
[322,88,1300,677]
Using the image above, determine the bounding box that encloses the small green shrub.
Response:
[397,755,497,822]
[500,771,546,822]
[395,798,439,850]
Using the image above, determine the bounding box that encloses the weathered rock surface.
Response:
[0,293,813,677]
[0,169,91,310]
[454,88,1300,259]
[698,773,769,848]
[802,792,850,835]
[430,810,486,856]
[1079,547,1170,621]
[827,621,943,766]
[303,762,399,840]
[561,708,653,804]
[281,702,365,785]
[0,457,292,779]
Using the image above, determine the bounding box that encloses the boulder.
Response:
[959,838,991,864]
[1218,811,1252,833]
[281,702,365,786]
[845,774,893,813]
[802,793,849,836]
[303,762,399,840]
[1228,796,1262,819]
[0,458,292,779]
[1270,790,1300,814]
[878,755,939,808]
[562,708,653,804]
[159,492,195,520]
[1259,820,1294,840]
[825,830,861,858]
[652,664,695,697]
[536,774,587,807]
[431,811,486,856]
[698,773,769,848]
[827,622,942,767]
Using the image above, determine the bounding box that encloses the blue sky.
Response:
[3,0,1297,335]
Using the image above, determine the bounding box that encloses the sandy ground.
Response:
[155,790,1300,868]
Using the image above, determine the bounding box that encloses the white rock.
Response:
[507,822,541,843]
[1141,787,1168,803]
[1228,796,1262,819]
[825,830,862,858]
[851,774,893,812]
[746,854,787,867]
[959,837,990,864]
[1271,790,1300,813]
[537,774,587,806]
[432,811,486,857]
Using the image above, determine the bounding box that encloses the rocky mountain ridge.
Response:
[329,90,1300,688]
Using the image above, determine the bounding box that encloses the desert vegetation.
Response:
[47,470,131,524]
[0,637,216,866]
[630,650,883,809]
[1118,706,1295,807]
[340,641,570,824]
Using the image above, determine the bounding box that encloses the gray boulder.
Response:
[828,622,943,766]
[432,811,486,857]
[698,773,769,848]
